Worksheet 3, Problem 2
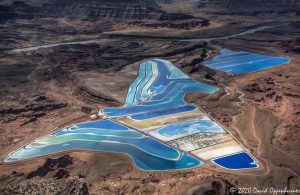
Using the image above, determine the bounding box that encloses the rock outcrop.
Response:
[1,0,208,29]
[198,0,300,11]
[0,1,38,22]
[27,155,73,179]
[0,95,67,125]
[42,0,160,20]
[0,177,89,195]
[198,0,300,15]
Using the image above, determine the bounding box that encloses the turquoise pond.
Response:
[5,119,202,171]
[204,49,289,74]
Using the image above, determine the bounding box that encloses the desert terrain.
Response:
[0,0,299,194]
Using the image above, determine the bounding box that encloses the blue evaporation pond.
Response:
[145,81,218,103]
[130,105,197,120]
[75,119,128,130]
[103,83,218,117]
[102,59,219,117]
[134,61,153,103]
[53,128,142,138]
[204,49,289,74]
[5,119,203,171]
[125,62,147,105]
[149,120,224,141]
[5,140,202,171]
[211,151,259,170]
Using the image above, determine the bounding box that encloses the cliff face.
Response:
[198,0,300,11]
[42,0,160,20]
[1,0,209,30]
[1,0,161,21]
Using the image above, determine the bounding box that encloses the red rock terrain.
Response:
[0,0,299,194]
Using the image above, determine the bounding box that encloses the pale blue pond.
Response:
[204,49,289,74]
[54,128,143,138]
[134,61,153,103]
[5,140,202,171]
[5,119,203,171]
[211,151,259,170]
[149,120,224,141]
[125,62,146,105]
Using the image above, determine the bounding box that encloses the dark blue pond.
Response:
[204,49,289,74]
[211,151,259,170]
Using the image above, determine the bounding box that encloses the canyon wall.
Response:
[198,0,300,11]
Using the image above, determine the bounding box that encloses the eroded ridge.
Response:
[5,59,260,171]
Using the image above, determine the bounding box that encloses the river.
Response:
[9,25,275,53]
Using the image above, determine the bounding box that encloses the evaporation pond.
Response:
[204,49,289,74]
[211,151,259,170]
